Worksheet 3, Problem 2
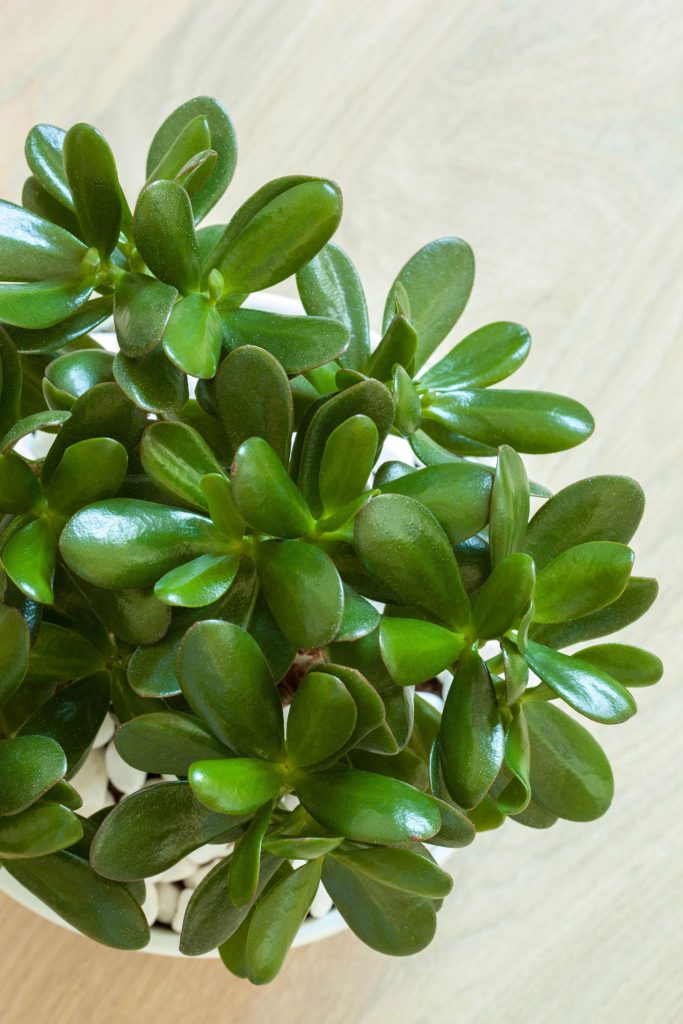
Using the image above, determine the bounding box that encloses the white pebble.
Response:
[70,747,108,816]
[92,714,116,749]
[419,691,444,711]
[105,742,147,794]
[156,882,180,925]
[141,883,159,925]
[161,774,178,782]
[149,857,196,883]
[309,882,333,919]
[279,794,300,812]
[172,887,193,933]
[187,841,234,866]
[185,861,219,889]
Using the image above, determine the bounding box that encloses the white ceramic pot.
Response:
[0,290,452,956]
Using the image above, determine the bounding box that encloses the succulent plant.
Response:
[0,97,661,983]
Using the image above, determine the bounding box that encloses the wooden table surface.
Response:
[1,2,681,1021]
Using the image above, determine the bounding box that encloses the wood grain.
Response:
[1,2,681,1021]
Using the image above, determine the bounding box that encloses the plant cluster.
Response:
[0,97,661,983]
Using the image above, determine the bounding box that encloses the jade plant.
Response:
[0,97,662,983]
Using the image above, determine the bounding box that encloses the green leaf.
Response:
[0,735,67,815]
[257,539,344,648]
[0,800,82,859]
[21,175,80,236]
[113,272,178,358]
[383,237,474,370]
[472,553,535,639]
[392,364,422,435]
[489,444,529,567]
[322,854,436,955]
[6,295,112,354]
[420,321,531,390]
[245,860,322,984]
[354,494,470,632]
[510,794,558,830]
[428,795,477,848]
[147,114,211,184]
[365,314,418,381]
[232,438,313,538]
[501,636,529,704]
[262,835,342,859]
[178,620,284,760]
[140,421,224,511]
[440,650,504,808]
[115,711,230,776]
[69,579,170,647]
[229,800,273,908]
[524,701,614,821]
[0,328,22,438]
[287,671,357,767]
[525,641,637,724]
[0,275,95,330]
[25,124,73,209]
[318,415,378,513]
[293,378,394,515]
[189,758,289,815]
[0,453,41,515]
[296,769,440,843]
[380,462,492,544]
[422,389,594,454]
[2,518,58,604]
[379,618,464,686]
[495,705,531,814]
[1,849,149,948]
[201,472,245,540]
[0,200,85,281]
[146,97,237,221]
[221,307,349,375]
[529,577,659,649]
[323,663,386,747]
[90,781,239,880]
[335,584,381,643]
[19,672,110,776]
[44,437,127,515]
[113,347,188,415]
[331,845,452,899]
[162,293,222,379]
[215,345,293,465]
[174,149,218,197]
[574,643,663,688]
[533,541,634,623]
[42,779,82,811]
[60,499,225,589]
[134,180,200,294]
[154,553,239,608]
[25,621,105,684]
[297,242,370,369]
[211,179,342,297]
[524,475,645,570]
[63,123,121,257]
[44,349,114,409]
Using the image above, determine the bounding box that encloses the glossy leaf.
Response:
[287,671,357,767]
[178,620,284,760]
[472,553,535,639]
[489,444,529,567]
[0,200,85,282]
[0,735,67,815]
[0,800,82,859]
[440,650,504,808]
[113,347,188,415]
[25,622,104,684]
[90,781,239,880]
[229,800,273,908]
[420,321,531,390]
[222,307,349,376]
[296,769,440,843]
[262,835,342,859]
[189,758,288,815]
[19,672,110,777]
[0,328,22,438]
[7,295,112,354]
[383,237,475,370]
[525,475,645,569]
[574,643,663,688]
[162,293,222,379]
[140,421,224,511]
[529,577,659,649]
[533,541,634,623]
[154,552,239,608]
[245,859,322,984]
[323,663,386,748]
[257,539,344,647]
[44,437,127,515]
[380,618,464,686]
[0,275,95,330]
[60,499,225,589]
[134,180,200,294]
[525,641,637,724]
[115,712,230,776]
[44,349,114,408]
[524,701,614,821]
[63,123,122,257]
[365,314,418,381]
[496,706,531,814]
[215,345,293,465]
[355,494,470,632]
[335,584,380,643]
[24,124,73,209]
[0,454,41,516]
[147,113,211,184]
[423,389,594,454]
[319,414,378,513]
[380,461,492,544]
[113,272,177,358]
[2,518,58,604]
[232,438,313,537]
[331,845,452,899]
[297,242,370,369]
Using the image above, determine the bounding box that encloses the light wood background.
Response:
[1,2,681,1021]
